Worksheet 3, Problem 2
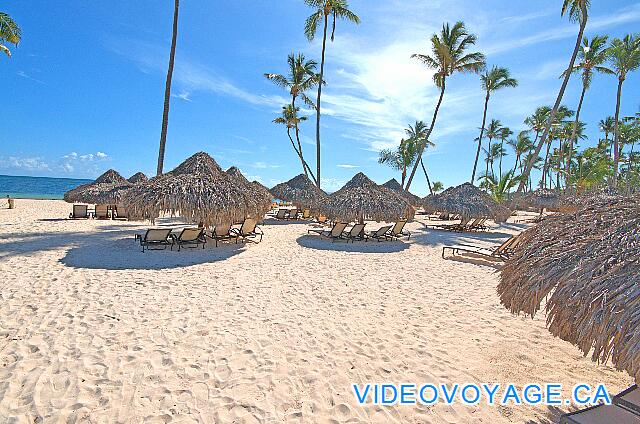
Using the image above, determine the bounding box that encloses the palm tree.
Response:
[563,35,612,183]
[525,106,552,146]
[156,0,180,176]
[599,116,615,155]
[508,131,533,174]
[265,53,321,183]
[405,121,436,194]
[0,11,21,58]
[404,21,485,191]
[498,127,512,178]
[483,119,502,179]
[470,66,518,183]
[304,0,360,189]
[378,137,419,189]
[431,181,444,193]
[273,105,317,181]
[483,171,518,203]
[516,0,590,192]
[541,106,573,189]
[606,34,640,187]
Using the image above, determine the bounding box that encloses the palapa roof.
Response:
[382,178,421,205]
[226,166,273,201]
[559,187,619,213]
[424,182,511,221]
[251,180,273,200]
[127,172,148,184]
[226,167,250,185]
[498,196,640,381]
[270,174,327,210]
[63,169,132,204]
[421,193,441,213]
[123,152,271,226]
[322,172,413,222]
[517,188,560,210]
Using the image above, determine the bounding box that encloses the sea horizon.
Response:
[0,174,92,200]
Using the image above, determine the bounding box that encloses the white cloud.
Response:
[336,164,359,169]
[251,161,280,169]
[0,156,51,172]
[320,177,346,192]
[171,90,192,102]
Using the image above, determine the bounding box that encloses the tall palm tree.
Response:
[431,181,444,193]
[540,106,573,188]
[470,66,518,183]
[404,21,485,191]
[498,126,512,178]
[599,116,615,154]
[563,35,612,183]
[405,121,436,194]
[516,0,590,192]
[273,105,316,181]
[265,53,321,183]
[483,119,502,179]
[0,11,21,58]
[606,34,640,187]
[304,0,360,189]
[378,137,419,189]
[525,106,552,146]
[508,131,534,174]
[156,0,180,176]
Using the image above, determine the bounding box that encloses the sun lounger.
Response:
[388,219,411,240]
[442,234,521,261]
[137,228,174,252]
[287,208,298,220]
[206,224,233,247]
[365,225,392,242]
[341,223,366,242]
[69,204,90,219]
[308,221,348,241]
[301,209,311,219]
[561,403,640,423]
[614,385,640,416]
[173,227,206,251]
[425,217,472,232]
[274,209,287,220]
[95,204,109,220]
[230,218,264,243]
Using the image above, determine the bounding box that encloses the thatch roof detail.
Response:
[251,180,273,200]
[226,167,250,185]
[123,152,271,226]
[422,193,441,213]
[498,196,640,381]
[128,172,148,184]
[270,174,327,210]
[382,178,421,205]
[517,188,560,210]
[63,169,132,204]
[559,188,619,213]
[322,173,413,222]
[423,183,511,221]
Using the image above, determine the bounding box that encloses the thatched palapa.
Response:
[517,188,560,210]
[559,187,619,213]
[63,169,132,204]
[498,196,640,381]
[128,172,148,184]
[424,182,510,221]
[421,193,441,213]
[226,166,273,201]
[322,173,413,222]
[123,152,271,227]
[382,178,421,206]
[270,174,327,211]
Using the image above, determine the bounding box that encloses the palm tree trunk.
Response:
[291,96,311,180]
[567,83,587,186]
[612,77,624,187]
[541,141,552,188]
[401,167,406,190]
[485,137,492,179]
[314,15,329,189]
[156,0,180,176]
[516,9,587,192]
[512,154,520,174]
[471,92,490,183]
[420,159,433,195]
[405,80,446,191]
[287,128,316,182]
[499,140,504,178]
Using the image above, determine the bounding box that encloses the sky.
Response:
[3,0,640,196]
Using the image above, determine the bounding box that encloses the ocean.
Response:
[0,174,92,200]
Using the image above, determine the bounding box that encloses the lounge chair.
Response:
[230,218,264,243]
[274,209,287,220]
[464,217,488,231]
[341,223,366,242]
[425,217,472,232]
[442,234,521,261]
[387,219,411,240]
[114,204,129,220]
[287,209,298,220]
[301,209,311,219]
[137,228,174,252]
[95,204,109,220]
[69,204,90,219]
[561,385,640,423]
[206,224,233,247]
[308,221,348,242]
[173,228,206,251]
[365,225,392,242]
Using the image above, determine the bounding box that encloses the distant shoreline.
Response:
[0,174,91,201]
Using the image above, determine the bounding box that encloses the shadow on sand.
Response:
[1,227,245,270]
[296,234,410,253]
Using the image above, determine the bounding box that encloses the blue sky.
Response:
[2,0,640,195]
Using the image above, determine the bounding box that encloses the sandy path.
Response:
[0,200,632,423]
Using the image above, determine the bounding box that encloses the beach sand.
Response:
[0,200,632,423]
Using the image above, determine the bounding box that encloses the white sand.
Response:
[0,200,632,423]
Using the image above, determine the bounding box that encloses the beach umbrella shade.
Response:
[226,166,273,201]
[270,174,328,211]
[516,188,560,211]
[63,169,132,204]
[559,187,619,213]
[421,193,442,213]
[382,178,422,206]
[498,196,640,381]
[322,172,413,222]
[426,182,511,221]
[127,172,148,184]
[123,152,271,227]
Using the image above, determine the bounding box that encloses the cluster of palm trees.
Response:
[0,11,21,58]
